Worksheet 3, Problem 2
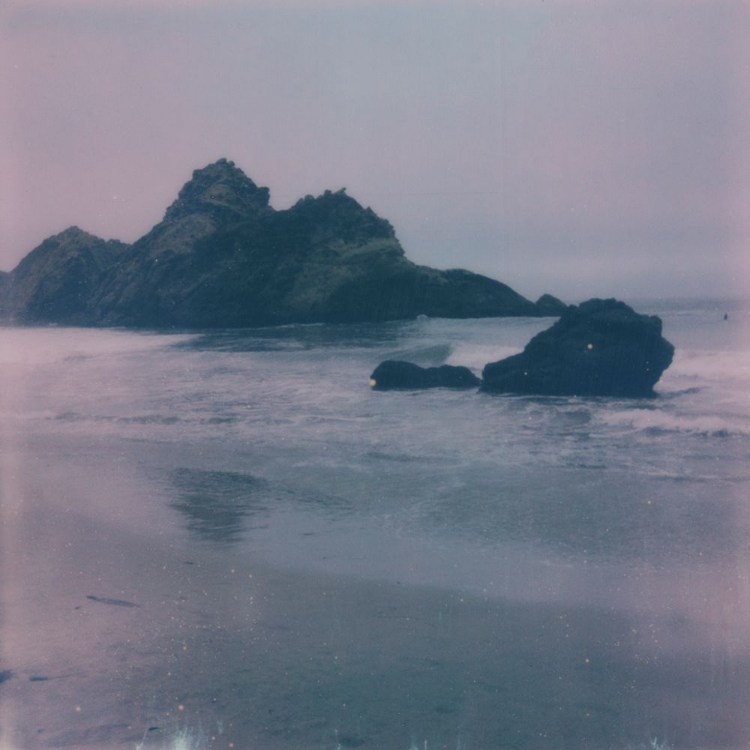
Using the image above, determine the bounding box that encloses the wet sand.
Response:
[3,438,750,749]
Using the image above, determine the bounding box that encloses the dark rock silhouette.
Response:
[0,272,9,312]
[370,360,481,390]
[534,293,568,315]
[1,159,562,328]
[481,298,674,397]
[0,227,127,325]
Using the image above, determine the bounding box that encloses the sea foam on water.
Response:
[2,300,750,749]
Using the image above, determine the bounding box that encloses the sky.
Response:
[1,0,748,302]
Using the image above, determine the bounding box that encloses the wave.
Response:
[598,407,750,438]
[0,327,195,366]
[662,349,750,385]
[380,343,454,366]
[446,344,522,372]
[50,411,186,426]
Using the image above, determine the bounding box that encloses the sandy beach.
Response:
[3,434,749,750]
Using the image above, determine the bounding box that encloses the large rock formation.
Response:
[0,159,562,328]
[369,360,481,390]
[481,298,674,397]
[0,228,128,325]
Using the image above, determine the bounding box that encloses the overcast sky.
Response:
[1,0,748,302]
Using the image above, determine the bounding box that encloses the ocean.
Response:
[1,298,750,750]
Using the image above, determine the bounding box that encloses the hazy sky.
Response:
[1,0,748,301]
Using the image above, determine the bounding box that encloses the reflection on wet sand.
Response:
[2,439,750,749]
[169,468,272,544]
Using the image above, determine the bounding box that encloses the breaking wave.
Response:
[598,407,750,439]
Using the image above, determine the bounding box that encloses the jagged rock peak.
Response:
[11,225,127,278]
[164,158,271,223]
[290,187,396,241]
[40,225,127,252]
[51,226,100,241]
[16,227,110,266]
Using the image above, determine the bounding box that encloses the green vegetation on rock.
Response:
[1,159,565,328]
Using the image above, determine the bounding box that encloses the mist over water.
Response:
[2,300,750,749]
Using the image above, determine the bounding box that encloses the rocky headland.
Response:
[0,159,566,328]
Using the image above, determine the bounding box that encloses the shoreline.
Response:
[3,487,748,749]
[2,358,750,748]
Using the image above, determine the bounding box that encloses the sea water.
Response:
[1,299,750,749]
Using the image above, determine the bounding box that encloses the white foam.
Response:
[598,407,750,438]
[446,344,522,372]
[665,348,750,384]
[0,327,195,366]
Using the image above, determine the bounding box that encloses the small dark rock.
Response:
[481,298,675,398]
[370,360,481,390]
[0,670,14,684]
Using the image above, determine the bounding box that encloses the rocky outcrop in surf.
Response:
[370,299,674,398]
[369,360,481,390]
[0,159,563,328]
[481,298,674,397]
